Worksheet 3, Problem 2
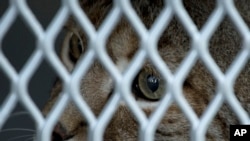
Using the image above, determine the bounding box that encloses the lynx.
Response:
[42,0,250,140]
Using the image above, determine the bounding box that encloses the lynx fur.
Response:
[42,0,250,140]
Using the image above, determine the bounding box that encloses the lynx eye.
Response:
[68,33,83,63]
[133,69,165,100]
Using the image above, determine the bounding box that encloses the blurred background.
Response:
[0,0,63,140]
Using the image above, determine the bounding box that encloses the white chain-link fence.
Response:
[1,0,250,141]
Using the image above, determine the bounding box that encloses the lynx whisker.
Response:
[6,134,34,141]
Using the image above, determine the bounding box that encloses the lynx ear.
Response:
[61,31,84,71]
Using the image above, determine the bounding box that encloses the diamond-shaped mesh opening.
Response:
[183,62,216,117]
[42,80,63,117]
[78,0,113,30]
[2,16,35,72]
[77,61,114,116]
[130,60,167,109]
[106,19,139,67]
[131,0,164,29]
[27,0,60,28]
[156,104,190,140]
[209,17,241,72]
[183,0,215,30]
[60,21,92,72]
[29,60,58,109]
[158,19,190,72]
[104,106,139,140]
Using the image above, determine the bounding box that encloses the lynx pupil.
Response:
[146,75,159,92]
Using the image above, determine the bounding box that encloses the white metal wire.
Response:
[0,0,250,141]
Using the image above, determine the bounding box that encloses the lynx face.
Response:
[42,0,250,141]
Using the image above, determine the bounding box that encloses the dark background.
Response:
[0,0,63,140]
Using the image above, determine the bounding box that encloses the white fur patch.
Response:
[137,100,159,109]
[101,77,113,94]
[119,98,159,110]
[116,58,129,72]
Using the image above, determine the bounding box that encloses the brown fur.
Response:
[43,0,250,140]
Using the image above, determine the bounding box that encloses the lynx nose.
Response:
[52,122,73,141]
